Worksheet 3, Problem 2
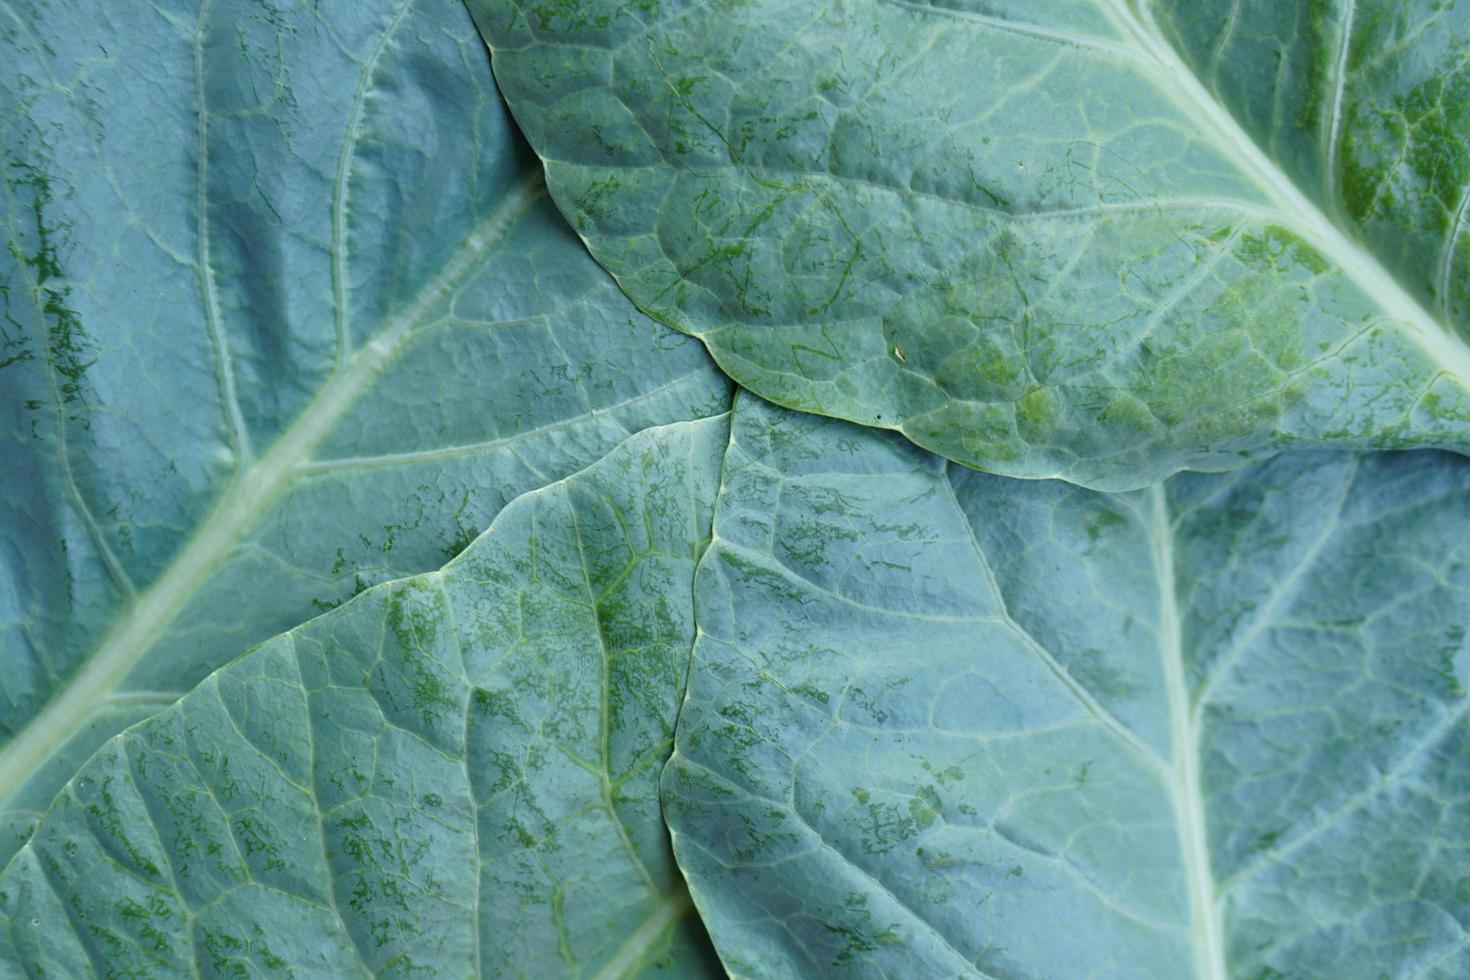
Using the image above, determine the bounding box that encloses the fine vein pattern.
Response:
[664,395,1470,978]
[0,418,729,978]
[472,0,1470,487]
[0,0,730,861]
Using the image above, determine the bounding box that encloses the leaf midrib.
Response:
[592,891,695,980]
[1150,484,1227,980]
[0,174,546,807]
[1107,0,1470,387]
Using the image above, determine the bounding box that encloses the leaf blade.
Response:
[665,394,1470,977]
[470,0,1470,486]
[0,416,731,978]
[0,0,731,859]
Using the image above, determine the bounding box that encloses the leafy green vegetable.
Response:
[472,0,1470,488]
[0,417,727,978]
[666,395,1470,978]
[8,390,1467,978]
[5,0,1469,976]
[0,0,727,861]
[1152,0,1470,330]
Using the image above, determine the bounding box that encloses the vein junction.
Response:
[0,177,545,807]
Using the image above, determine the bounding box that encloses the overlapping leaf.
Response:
[1153,0,1470,331]
[4,0,1468,976]
[0,0,728,860]
[0,417,727,978]
[665,395,1470,978]
[472,0,1470,488]
[12,391,1464,979]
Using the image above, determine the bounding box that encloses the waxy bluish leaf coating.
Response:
[472,0,1470,488]
[0,0,729,861]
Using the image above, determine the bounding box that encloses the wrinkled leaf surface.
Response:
[666,395,1470,978]
[473,0,1470,487]
[0,0,728,860]
[0,418,728,978]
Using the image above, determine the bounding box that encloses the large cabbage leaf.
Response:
[6,0,1468,975]
[0,417,727,978]
[471,0,1470,488]
[665,395,1470,978]
[0,0,728,861]
[10,392,1465,978]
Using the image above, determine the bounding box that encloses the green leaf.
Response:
[1151,0,1470,329]
[0,0,729,860]
[0,416,729,978]
[471,0,1470,488]
[665,394,1470,978]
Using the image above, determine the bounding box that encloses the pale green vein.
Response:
[0,173,546,807]
[438,576,482,980]
[1406,933,1470,979]
[943,473,1169,774]
[1104,0,1470,392]
[876,0,1140,63]
[0,4,136,602]
[1441,183,1470,321]
[294,372,705,476]
[1191,457,1360,710]
[1322,0,1357,210]
[283,631,373,980]
[566,484,660,894]
[1150,484,1227,980]
[329,0,416,365]
[193,0,251,462]
[1217,694,1470,897]
[784,801,995,978]
[591,891,694,980]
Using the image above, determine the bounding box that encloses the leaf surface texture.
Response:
[0,0,729,860]
[472,0,1470,487]
[3,0,1468,976]
[665,395,1470,978]
[0,418,728,978]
